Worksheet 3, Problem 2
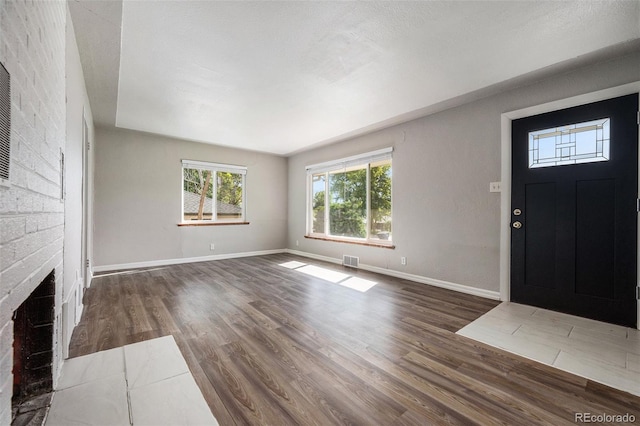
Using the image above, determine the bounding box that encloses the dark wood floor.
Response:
[69,254,640,425]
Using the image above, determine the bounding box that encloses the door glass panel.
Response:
[528,118,609,168]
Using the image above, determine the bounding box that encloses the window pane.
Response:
[329,166,367,238]
[217,172,243,220]
[369,160,392,241]
[528,118,610,168]
[311,173,326,233]
[183,168,213,221]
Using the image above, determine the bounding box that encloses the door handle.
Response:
[512,221,522,229]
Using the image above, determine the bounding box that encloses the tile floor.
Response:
[457,302,640,396]
[45,335,219,425]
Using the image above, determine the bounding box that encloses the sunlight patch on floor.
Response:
[297,265,350,283]
[338,276,377,292]
[279,260,307,269]
[278,261,377,292]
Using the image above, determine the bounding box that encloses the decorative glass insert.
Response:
[528,118,610,168]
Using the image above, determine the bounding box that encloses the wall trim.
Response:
[92,249,287,273]
[286,249,501,300]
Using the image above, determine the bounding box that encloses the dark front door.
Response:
[511,94,638,327]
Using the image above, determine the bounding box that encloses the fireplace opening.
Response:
[12,270,55,408]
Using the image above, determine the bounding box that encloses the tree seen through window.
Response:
[311,159,391,241]
[183,166,244,221]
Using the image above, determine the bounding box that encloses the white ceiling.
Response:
[69,1,640,156]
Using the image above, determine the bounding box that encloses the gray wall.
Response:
[287,51,640,293]
[93,127,288,267]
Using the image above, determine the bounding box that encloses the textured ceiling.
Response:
[69,1,640,155]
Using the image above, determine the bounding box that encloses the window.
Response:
[306,148,392,245]
[181,160,246,223]
[528,118,610,168]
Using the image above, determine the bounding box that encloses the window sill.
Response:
[305,235,395,249]
[178,221,250,227]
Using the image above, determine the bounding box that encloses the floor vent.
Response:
[343,255,359,268]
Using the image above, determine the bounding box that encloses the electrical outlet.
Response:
[210,243,215,251]
[401,257,407,265]
[489,181,501,192]
[296,240,299,246]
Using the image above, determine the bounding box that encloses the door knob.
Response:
[512,221,522,229]
[513,208,522,216]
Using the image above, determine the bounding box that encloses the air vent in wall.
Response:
[0,61,10,181]
[343,255,359,268]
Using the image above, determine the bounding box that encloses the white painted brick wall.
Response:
[0,0,66,422]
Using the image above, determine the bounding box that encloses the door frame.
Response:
[81,108,90,289]
[500,82,640,329]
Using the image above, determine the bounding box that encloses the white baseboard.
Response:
[92,249,287,273]
[285,249,500,301]
[284,249,343,265]
[93,248,500,301]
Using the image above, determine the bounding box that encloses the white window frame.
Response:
[181,159,247,223]
[306,147,392,245]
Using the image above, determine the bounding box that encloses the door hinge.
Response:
[637,286,640,300]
